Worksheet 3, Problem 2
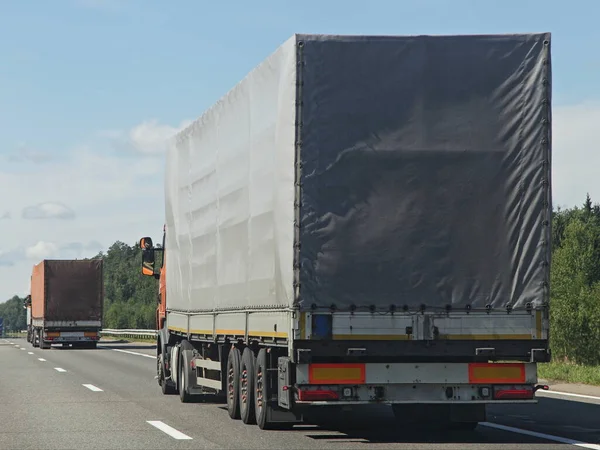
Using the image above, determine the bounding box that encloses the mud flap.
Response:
[277,357,292,409]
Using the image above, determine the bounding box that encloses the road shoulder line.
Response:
[481,422,600,449]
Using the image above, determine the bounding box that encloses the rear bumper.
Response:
[296,362,538,385]
[42,330,100,343]
[293,362,540,405]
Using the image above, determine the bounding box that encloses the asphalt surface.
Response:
[1,338,599,450]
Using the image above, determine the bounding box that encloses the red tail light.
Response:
[297,389,339,401]
[493,385,534,400]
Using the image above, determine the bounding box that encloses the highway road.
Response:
[1,338,600,450]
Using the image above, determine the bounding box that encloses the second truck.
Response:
[26,259,104,349]
[140,32,553,430]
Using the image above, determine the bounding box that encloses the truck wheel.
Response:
[179,345,194,403]
[32,330,39,348]
[158,353,177,395]
[39,336,49,350]
[240,347,256,425]
[255,349,272,429]
[227,347,242,420]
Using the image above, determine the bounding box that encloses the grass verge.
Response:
[538,361,600,386]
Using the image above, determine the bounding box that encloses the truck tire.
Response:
[255,348,276,429]
[226,347,242,420]
[178,341,194,403]
[39,336,49,350]
[240,347,256,425]
[159,354,177,395]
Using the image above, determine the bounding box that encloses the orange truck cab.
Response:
[141,225,167,331]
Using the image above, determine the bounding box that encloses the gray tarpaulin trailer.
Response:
[140,32,552,430]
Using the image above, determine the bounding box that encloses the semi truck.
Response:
[139,32,552,430]
[25,295,32,341]
[27,259,104,349]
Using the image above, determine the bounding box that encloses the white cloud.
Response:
[0,240,105,270]
[25,241,59,260]
[103,119,192,156]
[22,202,76,220]
[0,117,186,301]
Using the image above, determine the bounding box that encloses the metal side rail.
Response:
[101,329,158,339]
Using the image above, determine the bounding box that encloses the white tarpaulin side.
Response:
[165,36,298,313]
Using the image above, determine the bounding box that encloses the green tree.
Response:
[90,240,158,329]
[0,295,27,332]
[550,208,600,365]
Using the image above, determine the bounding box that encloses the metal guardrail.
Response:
[2,329,157,339]
[101,329,157,338]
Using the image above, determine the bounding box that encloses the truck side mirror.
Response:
[140,237,154,250]
[142,247,164,278]
[142,248,156,276]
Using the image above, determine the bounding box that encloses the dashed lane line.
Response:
[147,421,192,440]
[83,384,103,392]
[111,348,155,359]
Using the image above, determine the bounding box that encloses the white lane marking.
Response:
[112,348,155,359]
[38,358,46,362]
[147,421,192,440]
[82,384,103,392]
[14,345,20,347]
[28,352,34,355]
[481,422,600,449]
[54,367,67,373]
[539,390,600,402]
[20,348,25,350]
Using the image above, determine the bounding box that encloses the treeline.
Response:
[2,195,600,366]
[94,241,158,329]
[550,194,600,365]
[0,296,27,331]
[0,241,158,332]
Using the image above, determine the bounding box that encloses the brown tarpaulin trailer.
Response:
[30,259,103,323]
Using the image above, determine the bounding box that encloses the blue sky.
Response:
[0,0,598,301]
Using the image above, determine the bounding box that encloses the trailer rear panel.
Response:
[31,259,104,323]
[296,34,551,313]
